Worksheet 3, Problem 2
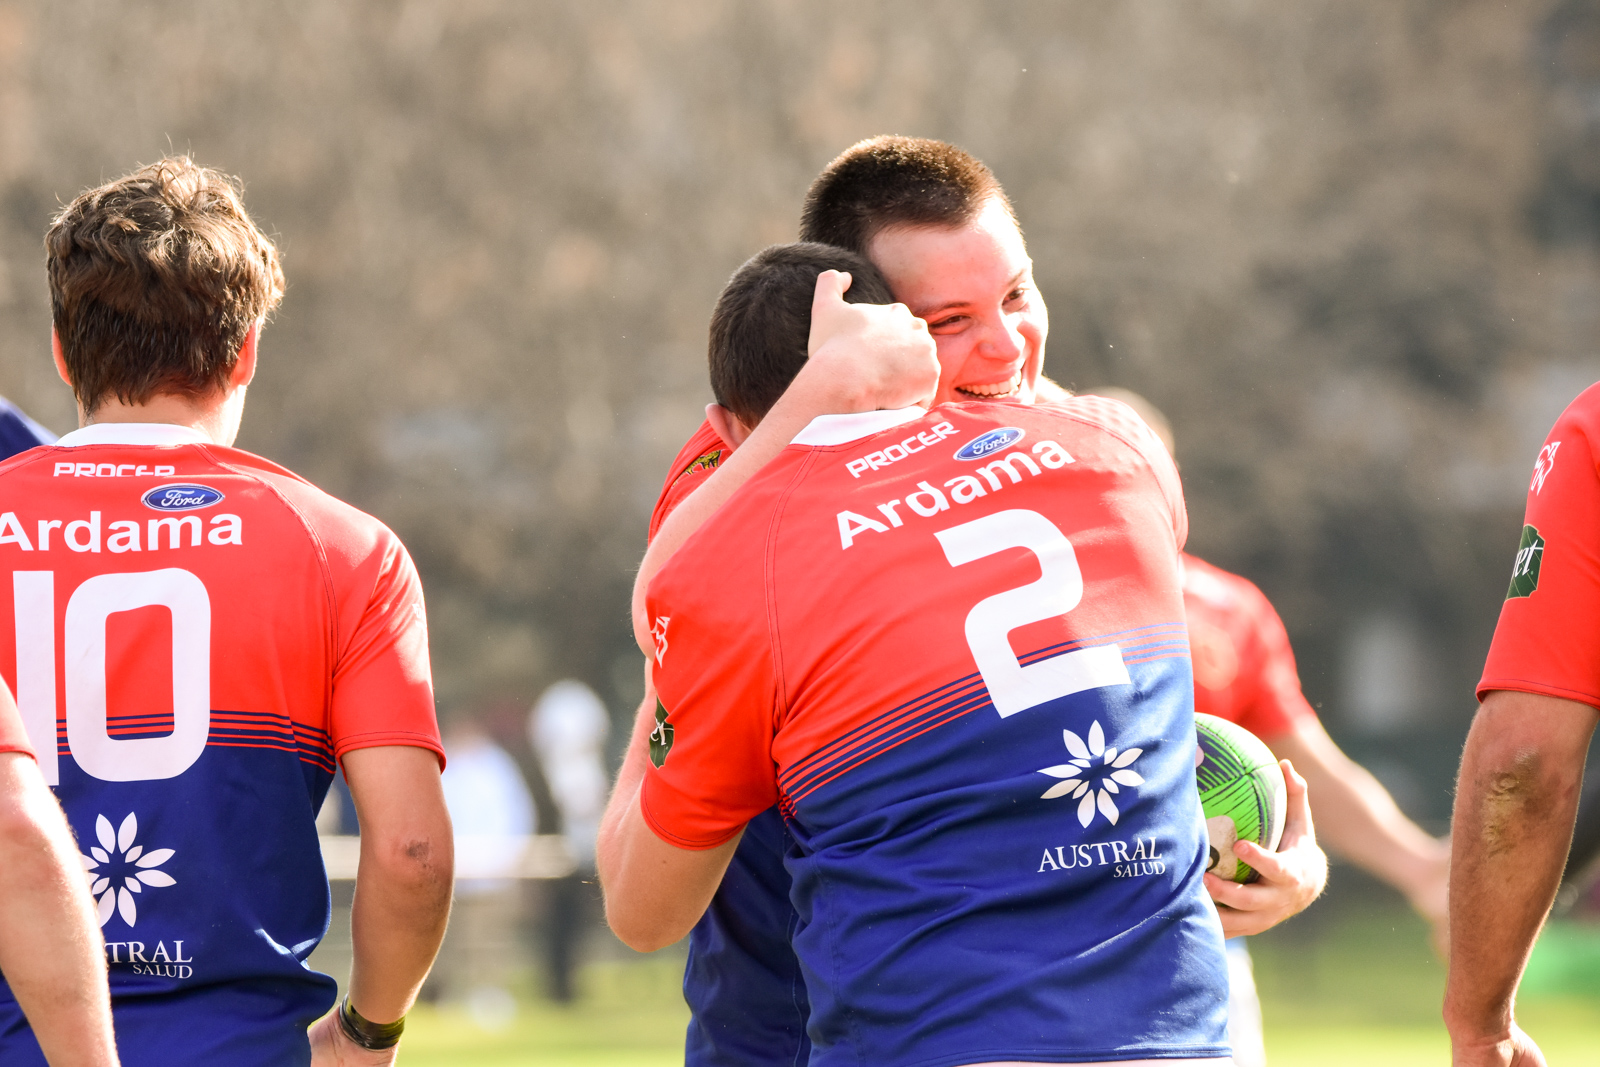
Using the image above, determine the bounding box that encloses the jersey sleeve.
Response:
[640,521,780,849]
[328,532,445,766]
[1479,383,1600,708]
[0,680,35,760]
[648,421,732,544]
[1230,580,1318,738]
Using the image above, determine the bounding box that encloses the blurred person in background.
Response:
[0,678,119,1066]
[1100,389,1449,1067]
[604,136,1326,1066]
[1446,383,1600,1067]
[0,396,57,460]
[435,718,535,1020]
[0,157,452,1067]
[529,679,610,1002]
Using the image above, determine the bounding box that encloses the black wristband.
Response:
[338,995,405,1051]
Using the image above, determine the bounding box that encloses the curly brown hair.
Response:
[46,157,284,413]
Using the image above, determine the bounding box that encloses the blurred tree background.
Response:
[1,0,1596,825]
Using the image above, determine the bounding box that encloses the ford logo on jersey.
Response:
[954,427,1025,461]
[142,484,225,511]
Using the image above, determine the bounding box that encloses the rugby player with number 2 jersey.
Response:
[1448,383,1600,1067]
[607,233,1237,1063]
[605,137,1328,1066]
[0,158,453,1066]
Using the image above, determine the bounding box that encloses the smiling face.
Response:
[866,195,1047,409]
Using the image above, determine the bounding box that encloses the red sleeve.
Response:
[328,531,445,766]
[648,420,734,544]
[0,680,35,760]
[1479,382,1600,708]
[639,503,780,849]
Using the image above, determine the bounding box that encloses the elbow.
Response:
[604,897,679,954]
[363,830,454,905]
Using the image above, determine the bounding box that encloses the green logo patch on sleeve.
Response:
[1507,524,1546,599]
[648,700,675,768]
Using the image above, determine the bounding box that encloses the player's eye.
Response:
[927,314,968,332]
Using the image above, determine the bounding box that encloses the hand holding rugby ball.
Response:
[1194,714,1287,884]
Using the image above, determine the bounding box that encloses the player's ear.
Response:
[705,403,755,448]
[50,327,72,388]
[230,320,261,390]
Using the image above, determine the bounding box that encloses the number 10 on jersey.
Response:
[12,569,212,785]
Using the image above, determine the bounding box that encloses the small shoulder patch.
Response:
[648,700,675,768]
[1507,524,1545,599]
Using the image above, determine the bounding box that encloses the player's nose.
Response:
[977,314,1028,365]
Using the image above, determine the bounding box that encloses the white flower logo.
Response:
[1037,720,1145,827]
[80,813,177,928]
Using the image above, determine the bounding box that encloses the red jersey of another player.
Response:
[648,420,727,543]
[0,422,442,1065]
[1183,553,1317,739]
[1480,381,1600,706]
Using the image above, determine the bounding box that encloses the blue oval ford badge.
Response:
[954,427,1025,461]
[142,484,225,511]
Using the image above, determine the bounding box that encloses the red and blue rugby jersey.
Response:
[0,423,442,1067]
[646,398,1229,1067]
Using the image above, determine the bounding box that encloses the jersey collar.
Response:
[54,423,213,448]
[791,407,925,447]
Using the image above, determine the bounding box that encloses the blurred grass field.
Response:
[397,894,1600,1066]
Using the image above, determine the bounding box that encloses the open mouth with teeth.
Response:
[955,368,1025,400]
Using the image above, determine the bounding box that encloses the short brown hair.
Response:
[709,243,893,425]
[799,135,1015,253]
[46,157,284,413]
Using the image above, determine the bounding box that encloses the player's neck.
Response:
[80,387,246,447]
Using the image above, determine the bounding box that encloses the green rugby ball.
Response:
[1194,714,1286,884]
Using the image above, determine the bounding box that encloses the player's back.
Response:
[0,425,439,1066]
[647,399,1230,1067]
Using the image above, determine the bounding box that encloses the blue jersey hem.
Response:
[852,1046,1233,1067]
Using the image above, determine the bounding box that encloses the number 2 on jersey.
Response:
[12,569,211,785]
[935,509,1129,717]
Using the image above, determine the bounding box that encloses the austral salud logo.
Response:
[81,813,177,927]
[1507,525,1545,600]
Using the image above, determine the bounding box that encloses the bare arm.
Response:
[596,659,745,950]
[1269,718,1449,936]
[631,270,938,652]
[0,750,118,1066]
[597,663,661,881]
[1204,759,1328,938]
[310,746,454,1066]
[1444,689,1597,1067]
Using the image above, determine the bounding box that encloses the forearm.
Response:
[1444,690,1597,1044]
[602,793,742,952]
[1272,722,1446,900]
[0,754,117,1067]
[344,747,454,1023]
[349,845,452,1021]
[597,668,660,874]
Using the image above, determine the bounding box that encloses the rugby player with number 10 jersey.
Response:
[0,423,443,1064]
[645,396,1230,1067]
